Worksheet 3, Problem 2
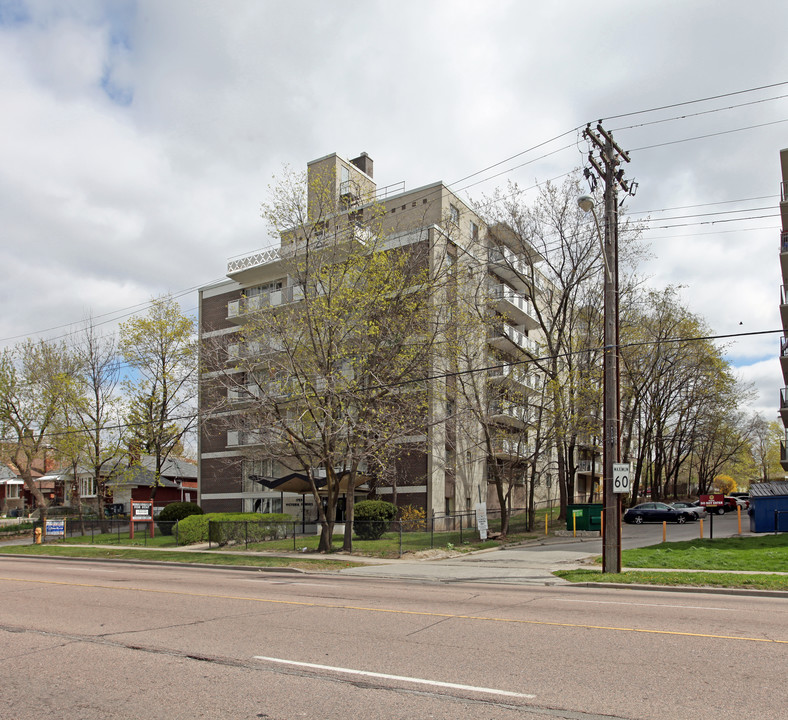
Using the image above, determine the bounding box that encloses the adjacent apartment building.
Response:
[198,152,551,522]
[779,148,788,470]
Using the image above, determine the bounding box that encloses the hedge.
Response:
[176,512,292,545]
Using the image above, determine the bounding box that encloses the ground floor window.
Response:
[6,483,20,499]
[243,497,283,514]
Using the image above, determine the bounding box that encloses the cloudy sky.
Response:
[2,0,787,417]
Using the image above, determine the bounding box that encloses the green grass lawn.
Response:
[0,543,362,570]
[60,532,179,548]
[620,534,788,572]
[237,529,512,557]
[556,535,788,590]
[555,568,788,591]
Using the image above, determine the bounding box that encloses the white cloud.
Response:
[1,0,787,418]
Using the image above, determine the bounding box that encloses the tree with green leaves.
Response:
[0,339,75,518]
[52,318,127,526]
[208,166,453,552]
[120,295,197,499]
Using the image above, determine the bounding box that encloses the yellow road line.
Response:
[1,574,786,645]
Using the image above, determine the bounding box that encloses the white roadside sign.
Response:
[612,463,631,494]
[475,503,488,540]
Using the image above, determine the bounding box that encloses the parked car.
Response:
[729,494,750,509]
[672,501,705,519]
[623,502,697,524]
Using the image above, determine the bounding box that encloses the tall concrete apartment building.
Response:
[779,148,788,470]
[198,152,548,521]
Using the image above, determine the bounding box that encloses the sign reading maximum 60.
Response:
[612,463,631,493]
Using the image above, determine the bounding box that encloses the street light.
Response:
[578,195,611,281]
[577,193,621,573]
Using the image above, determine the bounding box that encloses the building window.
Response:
[79,477,96,498]
[7,483,19,499]
[243,459,272,493]
[450,204,460,224]
[470,221,479,241]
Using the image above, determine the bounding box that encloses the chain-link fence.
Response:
[207,506,555,556]
[34,518,180,546]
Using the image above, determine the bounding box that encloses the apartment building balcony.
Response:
[781,232,788,281]
[487,362,542,392]
[226,338,285,360]
[488,247,530,291]
[492,437,534,460]
[781,337,788,386]
[781,286,788,332]
[576,459,600,475]
[227,384,263,404]
[227,285,304,323]
[490,284,539,330]
[781,387,788,426]
[782,440,788,472]
[488,324,540,356]
[489,401,532,427]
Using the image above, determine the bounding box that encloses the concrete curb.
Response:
[573,581,788,599]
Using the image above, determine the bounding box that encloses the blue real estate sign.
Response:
[45,519,65,537]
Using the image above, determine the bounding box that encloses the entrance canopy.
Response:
[251,471,368,494]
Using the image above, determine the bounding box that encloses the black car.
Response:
[623,502,697,524]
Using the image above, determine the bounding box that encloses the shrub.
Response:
[156,502,203,535]
[354,500,397,540]
[399,504,426,531]
[176,512,292,545]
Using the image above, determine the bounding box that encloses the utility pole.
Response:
[582,123,635,574]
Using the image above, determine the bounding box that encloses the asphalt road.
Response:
[1,552,784,720]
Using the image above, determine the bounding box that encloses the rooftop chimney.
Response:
[350,152,373,179]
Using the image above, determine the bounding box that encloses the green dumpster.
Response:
[566,504,603,532]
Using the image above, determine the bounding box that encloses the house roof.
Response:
[136,455,197,480]
[111,465,180,489]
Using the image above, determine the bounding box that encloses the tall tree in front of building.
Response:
[214,168,452,552]
[120,295,197,499]
[0,339,75,518]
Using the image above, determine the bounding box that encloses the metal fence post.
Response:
[459,513,463,544]
[430,515,434,549]
[399,521,402,558]
[245,521,248,549]
[293,522,297,551]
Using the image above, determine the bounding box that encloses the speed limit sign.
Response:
[612,463,631,493]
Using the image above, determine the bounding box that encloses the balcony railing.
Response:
[782,231,788,254]
[490,284,538,323]
[493,437,534,458]
[227,385,263,403]
[488,362,541,390]
[227,246,282,275]
[227,224,373,276]
[489,402,532,425]
[228,285,304,319]
[576,459,599,474]
[489,324,540,355]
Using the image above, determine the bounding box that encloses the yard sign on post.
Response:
[475,502,488,540]
[130,500,154,539]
